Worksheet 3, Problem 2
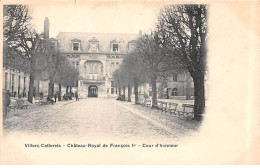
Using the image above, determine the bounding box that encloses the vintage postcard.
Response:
[0,0,259,165]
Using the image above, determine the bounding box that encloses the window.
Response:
[24,77,26,90]
[11,74,14,87]
[173,74,178,81]
[73,42,80,51]
[111,81,115,87]
[18,76,20,88]
[111,88,114,94]
[172,88,178,96]
[116,56,119,58]
[112,44,119,51]
[5,73,8,90]
[149,91,152,97]
[111,62,114,66]
[76,62,79,69]
[128,43,135,52]
[18,76,21,95]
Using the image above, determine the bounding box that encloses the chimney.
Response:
[44,17,49,39]
[139,30,142,36]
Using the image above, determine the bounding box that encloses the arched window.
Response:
[172,88,178,96]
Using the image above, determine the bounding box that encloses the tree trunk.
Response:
[70,86,72,93]
[186,81,191,100]
[123,86,126,101]
[134,79,139,104]
[127,84,131,102]
[193,75,205,120]
[48,79,53,98]
[58,83,61,101]
[119,87,121,97]
[66,86,69,95]
[28,73,35,103]
[151,75,157,108]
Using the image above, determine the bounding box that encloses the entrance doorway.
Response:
[88,85,98,97]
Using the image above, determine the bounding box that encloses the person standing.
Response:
[75,91,79,101]
[2,90,10,120]
[54,92,57,103]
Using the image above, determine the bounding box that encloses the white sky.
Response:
[30,1,165,38]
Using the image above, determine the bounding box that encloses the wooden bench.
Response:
[178,104,194,118]
[158,101,167,113]
[35,97,53,105]
[8,103,17,112]
[165,102,178,115]
[16,99,29,109]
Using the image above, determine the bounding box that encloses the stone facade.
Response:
[55,32,138,98]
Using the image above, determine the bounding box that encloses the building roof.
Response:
[56,32,139,54]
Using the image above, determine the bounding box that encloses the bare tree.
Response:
[135,32,174,108]
[158,5,207,119]
[120,50,148,104]
[4,5,46,103]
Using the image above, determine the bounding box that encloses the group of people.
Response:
[62,91,79,101]
[2,89,80,118]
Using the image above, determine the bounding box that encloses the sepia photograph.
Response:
[1,0,259,165]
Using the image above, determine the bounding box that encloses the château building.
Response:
[3,17,196,100]
[55,32,138,98]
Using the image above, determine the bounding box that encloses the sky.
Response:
[30,1,165,38]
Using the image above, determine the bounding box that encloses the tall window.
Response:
[172,88,178,96]
[73,42,80,51]
[5,73,8,90]
[173,74,178,81]
[149,91,152,97]
[89,64,93,74]
[112,44,118,51]
[111,88,114,94]
[18,76,21,94]
[110,62,115,74]
[24,77,26,91]
[11,74,14,95]
[11,74,14,87]
[111,81,115,87]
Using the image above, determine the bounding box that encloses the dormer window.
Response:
[73,42,79,51]
[110,40,120,52]
[113,44,119,52]
[71,38,81,51]
[128,40,136,52]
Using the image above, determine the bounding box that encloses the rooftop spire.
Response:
[44,17,49,39]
